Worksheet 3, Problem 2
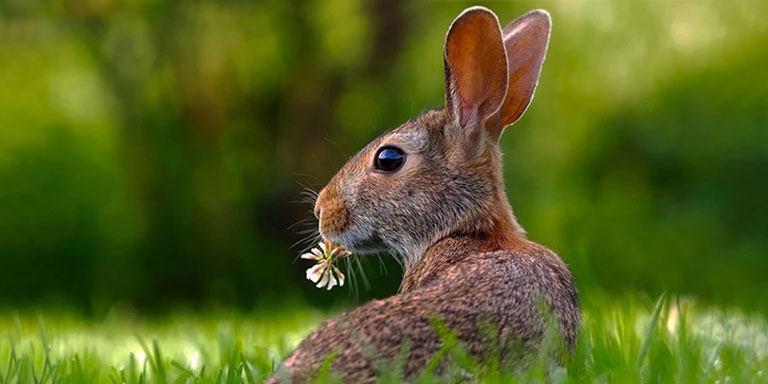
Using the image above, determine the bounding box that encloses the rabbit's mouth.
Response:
[322,229,385,254]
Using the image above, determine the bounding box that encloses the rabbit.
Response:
[268,7,580,383]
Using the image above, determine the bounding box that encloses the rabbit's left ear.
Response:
[444,7,508,154]
[487,10,551,141]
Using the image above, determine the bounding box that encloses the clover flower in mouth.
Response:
[301,240,350,290]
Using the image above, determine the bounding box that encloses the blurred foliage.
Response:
[0,0,766,313]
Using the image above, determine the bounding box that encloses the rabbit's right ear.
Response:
[443,7,508,156]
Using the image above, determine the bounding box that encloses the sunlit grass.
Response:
[1,294,766,383]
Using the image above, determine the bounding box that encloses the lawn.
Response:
[1,293,766,383]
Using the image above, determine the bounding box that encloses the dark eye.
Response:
[374,147,405,172]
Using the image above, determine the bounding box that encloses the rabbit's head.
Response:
[314,7,551,266]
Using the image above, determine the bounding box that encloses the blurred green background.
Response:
[1,0,766,316]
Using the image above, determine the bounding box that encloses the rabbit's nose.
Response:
[314,189,325,220]
[313,186,349,235]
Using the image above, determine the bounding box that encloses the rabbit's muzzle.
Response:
[314,186,349,238]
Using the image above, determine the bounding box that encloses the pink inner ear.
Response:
[459,100,475,127]
[504,20,529,37]
[444,8,508,130]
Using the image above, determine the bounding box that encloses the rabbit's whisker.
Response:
[290,233,322,251]
[287,217,315,231]
[354,256,371,291]
[387,251,405,271]
[343,257,360,299]
[377,254,388,275]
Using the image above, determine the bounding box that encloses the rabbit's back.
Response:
[401,236,580,350]
[271,238,579,383]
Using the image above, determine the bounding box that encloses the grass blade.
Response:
[637,292,667,366]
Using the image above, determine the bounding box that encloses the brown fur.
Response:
[267,7,580,383]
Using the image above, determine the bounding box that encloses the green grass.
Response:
[1,294,767,383]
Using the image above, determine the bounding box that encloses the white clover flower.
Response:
[301,241,350,290]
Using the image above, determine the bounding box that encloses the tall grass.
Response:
[1,294,766,383]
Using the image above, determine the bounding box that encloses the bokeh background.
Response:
[1,0,766,316]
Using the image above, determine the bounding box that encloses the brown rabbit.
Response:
[268,7,580,383]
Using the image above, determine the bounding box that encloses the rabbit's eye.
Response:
[374,147,405,172]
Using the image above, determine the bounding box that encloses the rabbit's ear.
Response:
[488,10,551,141]
[444,7,508,153]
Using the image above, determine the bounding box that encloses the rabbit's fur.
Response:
[269,7,580,383]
